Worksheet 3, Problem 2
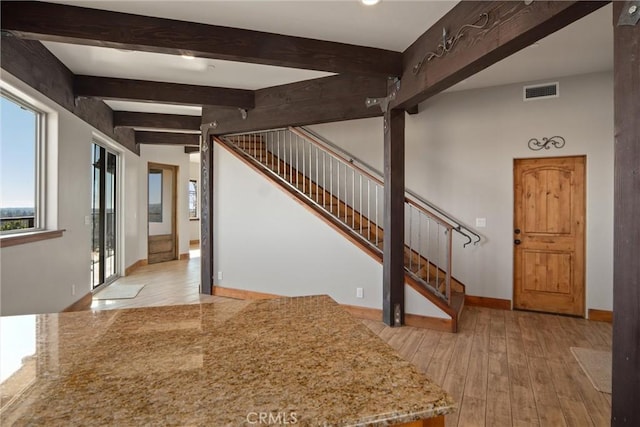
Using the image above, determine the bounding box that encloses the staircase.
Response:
[215,127,480,332]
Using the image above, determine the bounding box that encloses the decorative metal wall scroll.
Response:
[527,136,566,151]
[413,13,490,75]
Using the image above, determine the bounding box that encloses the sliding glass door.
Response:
[91,143,118,289]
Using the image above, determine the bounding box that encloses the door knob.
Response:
[514,239,521,245]
[514,228,521,234]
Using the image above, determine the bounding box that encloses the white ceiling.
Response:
[51,0,459,51]
[104,100,202,116]
[449,3,613,92]
[42,1,612,115]
[44,42,335,90]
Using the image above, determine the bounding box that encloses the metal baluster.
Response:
[276,131,280,175]
[352,169,355,229]
[323,152,326,207]
[315,146,319,202]
[273,131,276,171]
[329,158,333,214]
[367,180,371,241]
[308,141,312,198]
[375,185,379,246]
[426,219,431,285]
[417,212,422,275]
[445,228,452,303]
[409,206,413,271]
[295,135,299,188]
[302,138,305,193]
[288,132,292,183]
[436,224,441,296]
[344,164,347,223]
[336,160,340,218]
[359,175,363,235]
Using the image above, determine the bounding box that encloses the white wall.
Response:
[189,159,200,242]
[122,149,140,271]
[138,145,190,259]
[310,71,614,312]
[0,71,140,315]
[214,144,448,318]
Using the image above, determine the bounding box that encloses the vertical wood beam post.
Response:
[612,2,640,425]
[200,130,214,294]
[382,107,406,326]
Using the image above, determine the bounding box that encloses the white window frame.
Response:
[0,89,46,235]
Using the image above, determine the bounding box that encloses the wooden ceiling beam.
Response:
[136,131,200,146]
[1,1,401,77]
[202,74,387,135]
[75,76,254,108]
[114,112,201,131]
[0,36,138,154]
[393,0,610,110]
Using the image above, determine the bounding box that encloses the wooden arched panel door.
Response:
[513,156,586,316]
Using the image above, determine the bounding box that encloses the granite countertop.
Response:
[0,295,454,426]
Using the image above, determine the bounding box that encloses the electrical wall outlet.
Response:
[217,271,223,280]
[356,287,364,298]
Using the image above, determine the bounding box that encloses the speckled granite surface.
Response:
[1,295,454,426]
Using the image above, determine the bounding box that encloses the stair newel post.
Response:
[382,105,406,327]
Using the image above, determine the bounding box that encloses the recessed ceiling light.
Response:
[361,0,380,5]
[181,54,196,60]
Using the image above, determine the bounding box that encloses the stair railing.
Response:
[297,126,481,248]
[219,128,458,304]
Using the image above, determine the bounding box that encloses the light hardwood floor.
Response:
[91,250,612,427]
[90,246,228,311]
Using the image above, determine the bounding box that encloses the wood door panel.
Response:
[149,235,174,253]
[523,168,573,235]
[522,251,572,294]
[514,156,585,316]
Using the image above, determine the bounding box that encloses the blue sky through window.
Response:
[0,96,37,209]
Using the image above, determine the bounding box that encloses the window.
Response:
[0,91,44,234]
[189,180,198,219]
[148,169,163,222]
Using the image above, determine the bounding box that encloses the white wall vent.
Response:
[523,82,559,101]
